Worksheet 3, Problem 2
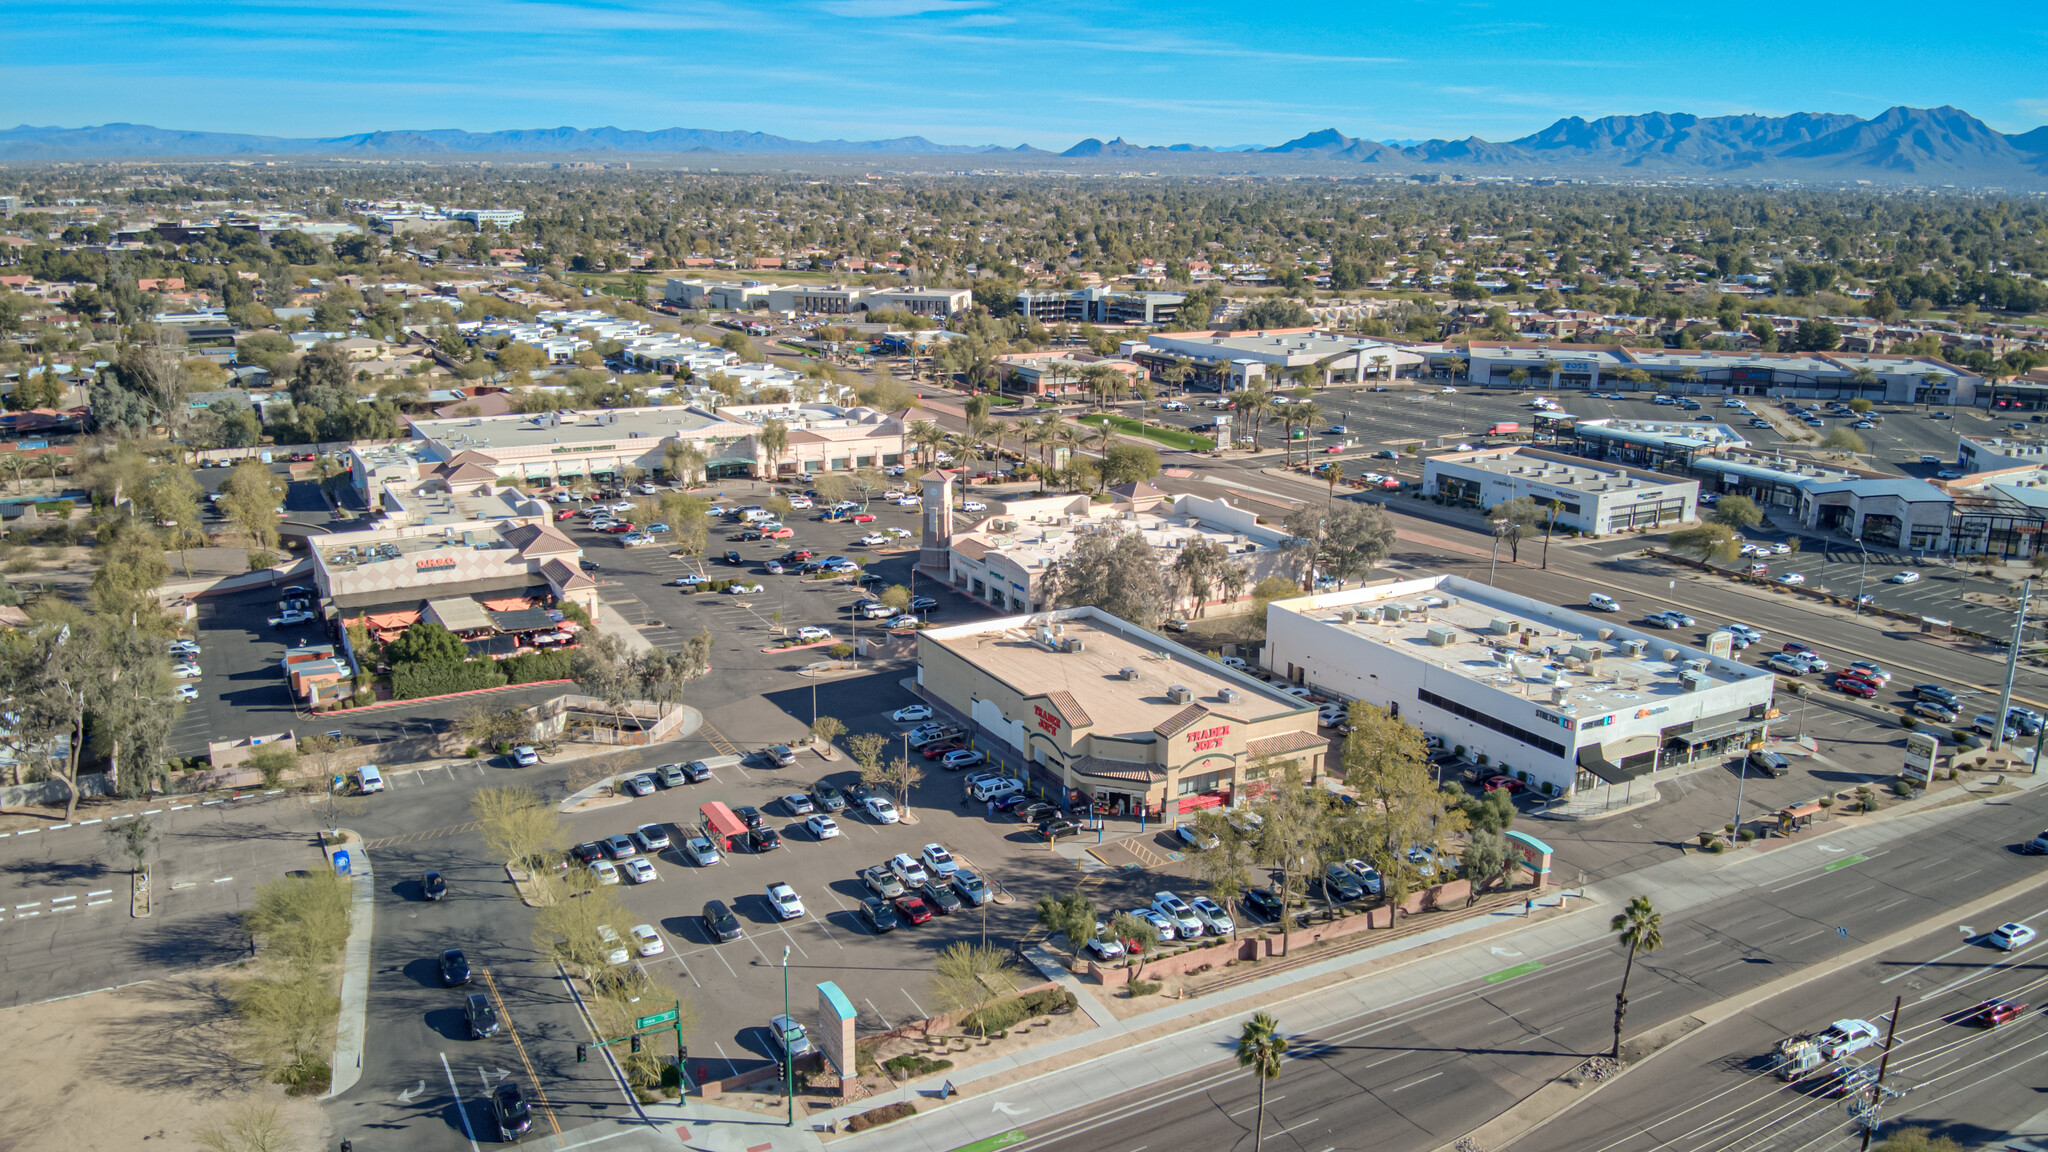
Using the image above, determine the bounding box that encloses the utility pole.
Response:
[782,944,794,1127]
[1995,578,2031,753]
[1857,997,1904,1152]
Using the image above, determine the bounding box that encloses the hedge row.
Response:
[391,660,508,700]
[960,987,1076,1035]
[846,1102,916,1132]
[502,650,573,683]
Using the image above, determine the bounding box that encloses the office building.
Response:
[1423,447,1699,535]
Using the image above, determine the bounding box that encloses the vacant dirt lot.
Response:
[0,968,327,1152]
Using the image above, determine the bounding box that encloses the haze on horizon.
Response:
[8,0,2044,148]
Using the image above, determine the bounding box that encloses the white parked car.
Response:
[1152,892,1203,937]
[886,527,913,538]
[767,881,805,920]
[804,814,840,840]
[796,626,834,642]
[590,860,621,885]
[630,924,664,957]
[512,745,539,767]
[857,533,887,546]
[596,924,630,966]
[961,501,987,512]
[1189,896,1235,935]
[172,663,202,679]
[1888,571,1921,584]
[269,610,314,627]
[888,852,929,886]
[864,796,900,823]
[1777,573,1806,585]
[920,843,958,877]
[624,858,658,884]
[892,704,934,722]
[726,582,764,594]
[175,683,199,701]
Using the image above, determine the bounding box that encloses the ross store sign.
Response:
[552,444,615,454]
[1033,705,1062,735]
[1186,724,1231,753]
[417,556,457,571]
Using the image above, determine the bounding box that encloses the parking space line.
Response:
[50,895,75,904]
[903,989,928,1019]
[85,898,112,907]
[87,889,111,898]
[438,1052,483,1152]
[864,998,894,1030]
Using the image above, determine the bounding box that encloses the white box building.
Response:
[1262,575,1775,798]
[1423,446,1699,535]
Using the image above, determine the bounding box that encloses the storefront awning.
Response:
[1577,732,1662,784]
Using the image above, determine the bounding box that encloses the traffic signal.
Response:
[576,1043,587,1063]
[630,1034,643,1053]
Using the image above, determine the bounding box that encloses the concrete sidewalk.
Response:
[322,829,374,1101]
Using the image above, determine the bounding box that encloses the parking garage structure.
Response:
[914,607,1321,823]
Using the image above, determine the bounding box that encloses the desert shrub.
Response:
[391,660,508,700]
[502,649,573,683]
[1125,978,1162,997]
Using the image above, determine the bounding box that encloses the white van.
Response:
[1587,593,1620,612]
[357,765,385,794]
[971,777,1023,803]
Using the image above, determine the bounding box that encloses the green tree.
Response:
[104,812,159,876]
[1044,526,1173,628]
[1821,428,1867,454]
[1343,703,1464,911]
[472,785,569,870]
[1108,911,1160,982]
[217,459,285,551]
[384,621,468,666]
[1609,895,1664,1058]
[1486,495,1543,563]
[1100,442,1162,490]
[1668,523,1740,563]
[1235,1011,1290,1148]
[928,942,1018,1023]
[1709,494,1762,530]
[1034,889,1099,967]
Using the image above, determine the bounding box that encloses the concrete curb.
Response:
[1457,864,2048,1152]
[323,829,374,1101]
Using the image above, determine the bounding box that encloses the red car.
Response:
[555,509,577,520]
[1323,445,1343,454]
[1972,999,2028,1027]
[851,513,876,523]
[765,527,795,539]
[1833,676,1879,698]
[604,522,635,534]
[921,739,964,761]
[894,895,933,925]
[783,550,814,563]
[1483,775,1524,793]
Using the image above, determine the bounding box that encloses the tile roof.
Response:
[1246,730,1329,759]
[1153,703,1209,739]
[1042,690,1093,729]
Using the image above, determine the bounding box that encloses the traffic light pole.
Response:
[581,999,685,1091]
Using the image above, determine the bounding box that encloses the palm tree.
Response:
[1235,1012,1289,1148]
[1609,896,1663,1058]
[758,418,789,480]
[1317,461,1344,506]
[908,418,946,468]
[1026,415,1062,494]
[1540,358,1563,388]
[1166,356,1194,395]
[1236,388,1273,451]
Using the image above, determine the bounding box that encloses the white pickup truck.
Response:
[1772,1019,1881,1080]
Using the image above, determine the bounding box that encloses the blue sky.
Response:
[9,0,2045,145]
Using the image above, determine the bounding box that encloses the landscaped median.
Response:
[1077,413,1216,452]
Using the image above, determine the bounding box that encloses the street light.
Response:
[1851,535,1869,616]
[781,944,794,1127]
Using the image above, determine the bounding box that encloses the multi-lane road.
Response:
[957,781,2048,1152]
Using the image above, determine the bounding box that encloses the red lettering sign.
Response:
[416,556,457,571]
[1185,724,1230,752]
[1033,705,1062,735]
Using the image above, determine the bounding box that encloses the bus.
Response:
[700,801,746,851]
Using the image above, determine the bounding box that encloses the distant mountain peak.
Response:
[2,107,2043,184]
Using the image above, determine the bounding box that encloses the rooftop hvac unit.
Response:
[1568,643,1600,664]
[1426,626,1457,647]
[1619,638,1647,657]
[1550,685,1571,705]
[1063,638,1085,654]
[1218,687,1240,703]
[1119,666,1139,681]
[1490,617,1520,635]
[1679,670,1709,691]
[1167,685,1192,704]
[1379,604,1404,622]
[1682,658,1709,673]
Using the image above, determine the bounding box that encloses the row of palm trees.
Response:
[1231,895,1663,1145]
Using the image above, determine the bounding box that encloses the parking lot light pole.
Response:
[782,944,794,1126]
[1852,537,1869,616]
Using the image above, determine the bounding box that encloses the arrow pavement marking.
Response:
[396,1080,425,1104]
[1817,845,1846,853]
[992,1101,1028,1116]
[1490,946,1524,958]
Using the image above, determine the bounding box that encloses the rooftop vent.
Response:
[1426,626,1457,647]
[1490,617,1520,636]
[1167,685,1192,704]
[1218,687,1240,703]
[1119,666,1139,681]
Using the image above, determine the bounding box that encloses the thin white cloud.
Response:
[818,0,993,16]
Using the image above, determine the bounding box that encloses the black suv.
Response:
[1242,887,1285,921]
[725,550,744,564]
[491,1082,532,1139]
[919,881,963,915]
[465,992,500,1039]
[1914,684,1961,707]
[439,948,471,987]
[735,805,767,831]
[570,842,605,866]
[862,896,900,933]
[747,826,783,853]
[702,900,743,942]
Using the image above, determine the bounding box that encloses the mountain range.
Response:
[5,106,2046,184]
